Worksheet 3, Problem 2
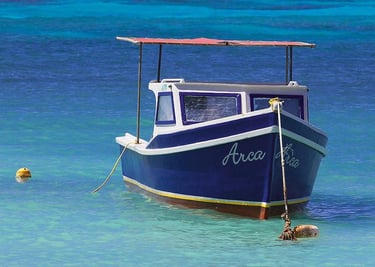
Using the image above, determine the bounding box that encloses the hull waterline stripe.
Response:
[123,176,310,208]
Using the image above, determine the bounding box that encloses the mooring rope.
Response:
[91,142,132,193]
[271,99,296,241]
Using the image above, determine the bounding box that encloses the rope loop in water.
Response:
[91,142,133,193]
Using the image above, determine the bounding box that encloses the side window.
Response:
[251,95,304,119]
[181,93,241,124]
[156,92,175,124]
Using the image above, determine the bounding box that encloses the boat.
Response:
[115,37,328,219]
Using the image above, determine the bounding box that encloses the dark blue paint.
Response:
[120,127,325,204]
[147,112,327,150]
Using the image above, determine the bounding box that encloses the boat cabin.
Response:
[149,79,308,136]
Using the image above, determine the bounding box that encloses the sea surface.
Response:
[0,1,374,266]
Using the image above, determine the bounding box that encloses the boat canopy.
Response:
[116,36,315,143]
[116,37,315,48]
[116,36,315,84]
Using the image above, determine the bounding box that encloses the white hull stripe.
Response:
[123,176,310,208]
[117,126,326,156]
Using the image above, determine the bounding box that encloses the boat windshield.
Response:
[181,93,241,124]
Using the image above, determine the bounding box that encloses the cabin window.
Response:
[156,92,175,124]
[181,93,241,124]
[250,94,304,119]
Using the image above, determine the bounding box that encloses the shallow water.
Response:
[0,1,374,266]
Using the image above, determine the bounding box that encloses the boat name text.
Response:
[275,143,300,168]
[222,143,266,166]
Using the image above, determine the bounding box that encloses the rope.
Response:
[91,142,132,193]
[273,99,296,241]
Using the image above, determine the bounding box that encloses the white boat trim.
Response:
[116,124,326,156]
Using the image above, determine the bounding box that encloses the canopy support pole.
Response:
[285,47,289,84]
[285,46,294,84]
[157,44,163,82]
[136,43,143,144]
[289,46,293,82]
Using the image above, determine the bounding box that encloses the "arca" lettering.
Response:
[222,143,266,166]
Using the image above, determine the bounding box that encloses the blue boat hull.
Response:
[118,112,327,219]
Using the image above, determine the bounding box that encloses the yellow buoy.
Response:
[15,167,32,183]
[293,225,319,238]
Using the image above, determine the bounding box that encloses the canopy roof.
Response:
[116,37,316,48]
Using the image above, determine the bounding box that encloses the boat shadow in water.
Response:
[303,193,374,221]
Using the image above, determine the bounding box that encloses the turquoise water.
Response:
[0,1,374,266]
